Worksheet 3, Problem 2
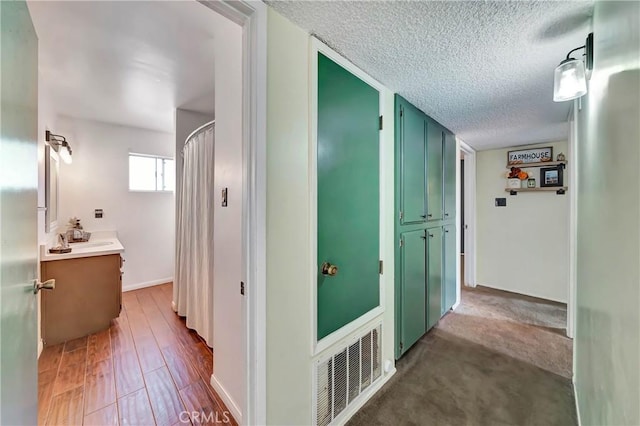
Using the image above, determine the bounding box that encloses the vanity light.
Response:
[553,33,593,102]
[45,130,73,164]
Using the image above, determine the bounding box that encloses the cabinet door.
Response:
[443,131,456,220]
[443,224,457,312]
[317,52,380,340]
[400,230,427,353]
[426,120,443,221]
[399,104,427,224]
[426,227,443,330]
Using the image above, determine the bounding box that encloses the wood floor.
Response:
[38,283,235,425]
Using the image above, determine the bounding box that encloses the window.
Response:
[129,154,175,192]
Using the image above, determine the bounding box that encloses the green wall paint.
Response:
[574,2,640,424]
[317,52,380,340]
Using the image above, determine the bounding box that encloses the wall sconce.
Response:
[553,33,594,102]
[45,130,73,164]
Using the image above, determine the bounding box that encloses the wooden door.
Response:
[0,1,39,423]
[316,52,380,340]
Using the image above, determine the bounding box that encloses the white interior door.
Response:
[0,1,39,423]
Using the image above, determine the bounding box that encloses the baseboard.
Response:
[573,378,582,426]
[333,367,397,425]
[37,338,44,359]
[122,277,173,292]
[210,374,242,425]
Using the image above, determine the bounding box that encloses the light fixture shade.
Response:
[553,58,587,102]
[59,145,72,164]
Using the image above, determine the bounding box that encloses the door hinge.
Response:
[399,238,404,248]
[379,260,383,275]
[399,211,403,220]
[400,107,403,117]
[399,342,404,351]
[240,281,245,295]
[379,115,383,130]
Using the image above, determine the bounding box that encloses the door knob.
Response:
[33,279,55,294]
[321,262,338,276]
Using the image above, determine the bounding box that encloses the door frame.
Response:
[309,37,387,356]
[459,140,477,291]
[198,1,267,424]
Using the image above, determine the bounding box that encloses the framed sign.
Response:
[540,166,564,187]
[507,146,553,165]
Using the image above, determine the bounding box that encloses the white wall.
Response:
[55,116,175,289]
[574,2,640,424]
[476,141,569,302]
[210,15,245,422]
[266,9,396,424]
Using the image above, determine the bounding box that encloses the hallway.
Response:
[38,284,234,425]
[348,287,576,425]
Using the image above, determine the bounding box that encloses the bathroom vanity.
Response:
[40,234,124,345]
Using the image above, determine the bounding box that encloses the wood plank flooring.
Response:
[38,283,235,425]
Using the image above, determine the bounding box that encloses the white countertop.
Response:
[40,231,125,262]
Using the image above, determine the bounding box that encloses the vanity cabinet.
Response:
[41,254,122,345]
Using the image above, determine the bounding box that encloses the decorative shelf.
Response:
[506,161,567,169]
[506,187,567,195]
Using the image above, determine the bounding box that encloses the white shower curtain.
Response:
[174,122,215,347]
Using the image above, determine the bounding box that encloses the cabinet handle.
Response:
[428,233,434,238]
[420,214,427,219]
[427,214,433,218]
[445,229,449,233]
[445,213,449,217]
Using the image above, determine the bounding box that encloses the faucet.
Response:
[59,233,69,249]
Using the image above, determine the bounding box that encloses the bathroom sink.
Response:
[72,241,114,248]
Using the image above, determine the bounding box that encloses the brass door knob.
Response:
[321,262,338,276]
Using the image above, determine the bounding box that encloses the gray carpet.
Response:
[348,286,576,426]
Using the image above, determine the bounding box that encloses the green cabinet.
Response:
[443,224,457,312]
[394,95,457,359]
[443,131,456,220]
[426,120,443,221]
[317,52,380,340]
[399,104,427,224]
[400,230,427,351]
[426,227,443,330]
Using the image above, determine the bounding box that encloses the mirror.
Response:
[45,144,59,233]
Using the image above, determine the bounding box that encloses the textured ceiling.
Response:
[27,1,221,133]
[267,1,593,150]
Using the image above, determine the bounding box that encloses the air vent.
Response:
[315,324,382,426]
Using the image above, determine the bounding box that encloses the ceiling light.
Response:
[45,130,73,164]
[553,33,593,102]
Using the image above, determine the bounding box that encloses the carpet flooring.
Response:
[348,286,576,426]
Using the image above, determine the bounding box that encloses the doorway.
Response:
[459,140,476,289]
[0,1,267,424]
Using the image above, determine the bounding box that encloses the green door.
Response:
[0,1,39,424]
[400,230,426,354]
[443,225,457,312]
[443,131,456,220]
[399,103,426,224]
[426,120,443,221]
[317,52,380,340]
[426,227,443,330]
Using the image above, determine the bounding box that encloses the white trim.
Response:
[308,37,388,356]
[332,368,396,426]
[459,140,477,288]
[567,103,578,339]
[197,2,267,425]
[211,374,243,425]
[573,378,582,425]
[122,277,173,292]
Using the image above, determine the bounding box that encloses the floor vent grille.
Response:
[315,324,382,426]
